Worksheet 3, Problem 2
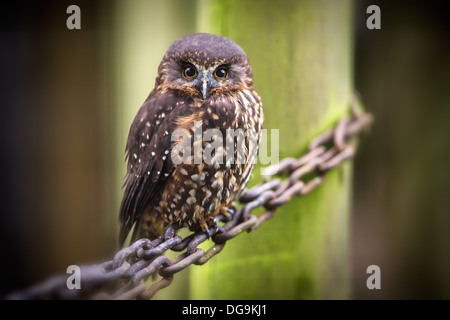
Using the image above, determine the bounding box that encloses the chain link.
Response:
[6,96,372,300]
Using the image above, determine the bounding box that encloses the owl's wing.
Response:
[118,92,180,247]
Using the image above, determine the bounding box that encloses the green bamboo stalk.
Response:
[190,0,354,299]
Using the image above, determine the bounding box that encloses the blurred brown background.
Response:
[0,0,117,295]
[353,0,450,299]
[1,0,449,299]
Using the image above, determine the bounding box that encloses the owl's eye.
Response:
[214,67,227,78]
[183,66,197,78]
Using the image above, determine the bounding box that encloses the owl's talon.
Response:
[226,207,236,216]
[206,215,220,234]
[200,215,220,239]
[199,218,211,239]
[220,202,237,221]
[229,202,237,213]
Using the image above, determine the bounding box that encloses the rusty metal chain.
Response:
[6,96,372,300]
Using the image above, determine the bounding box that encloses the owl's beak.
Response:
[197,74,213,100]
[201,80,208,99]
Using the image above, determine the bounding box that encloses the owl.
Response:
[119,33,263,246]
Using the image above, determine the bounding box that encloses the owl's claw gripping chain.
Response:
[227,202,237,219]
[206,215,220,234]
[220,202,237,221]
[200,215,219,239]
[199,218,211,239]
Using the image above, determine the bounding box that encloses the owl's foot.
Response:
[199,215,219,239]
[220,202,237,221]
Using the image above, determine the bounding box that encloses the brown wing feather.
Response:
[119,91,184,246]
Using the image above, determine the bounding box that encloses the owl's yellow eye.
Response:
[214,67,227,78]
[183,66,197,78]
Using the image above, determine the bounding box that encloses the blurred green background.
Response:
[1,0,449,299]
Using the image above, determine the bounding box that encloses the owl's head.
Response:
[155,33,254,99]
